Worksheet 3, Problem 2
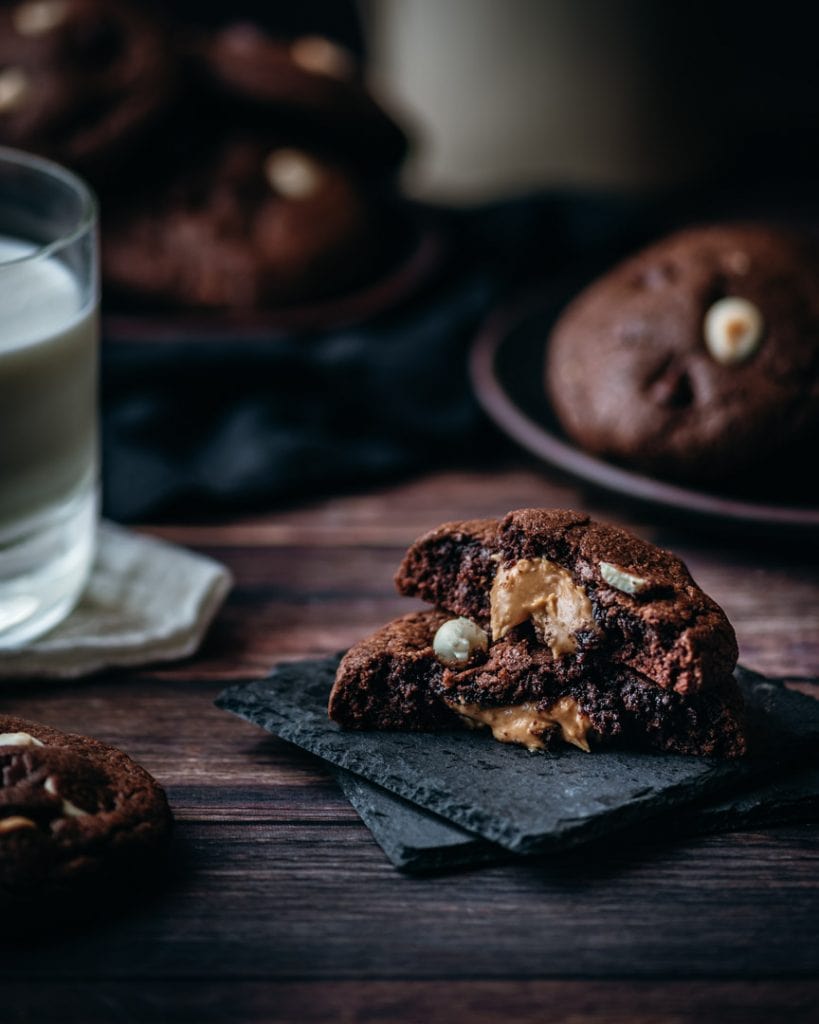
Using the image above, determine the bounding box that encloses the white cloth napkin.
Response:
[0,521,232,679]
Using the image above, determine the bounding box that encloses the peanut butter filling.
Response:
[0,815,37,834]
[489,557,596,657]
[448,697,592,752]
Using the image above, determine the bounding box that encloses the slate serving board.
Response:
[335,755,819,873]
[335,769,500,872]
[216,659,819,857]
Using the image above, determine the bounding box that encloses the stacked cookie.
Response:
[0,1,409,309]
[329,509,747,757]
[0,0,176,173]
[546,224,819,488]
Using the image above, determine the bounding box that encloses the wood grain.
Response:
[6,981,819,1024]
[2,468,818,1023]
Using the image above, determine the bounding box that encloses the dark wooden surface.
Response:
[3,467,818,1024]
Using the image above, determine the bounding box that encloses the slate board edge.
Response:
[334,761,819,874]
[333,767,502,873]
[216,667,819,856]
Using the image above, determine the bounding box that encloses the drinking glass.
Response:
[0,147,98,647]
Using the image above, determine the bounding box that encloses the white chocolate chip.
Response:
[433,617,488,667]
[13,0,69,36]
[0,67,30,112]
[703,297,763,365]
[44,777,87,818]
[0,815,37,834]
[0,731,44,747]
[264,149,323,199]
[599,561,649,596]
[290,36,356,80]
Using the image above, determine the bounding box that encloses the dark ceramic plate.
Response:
[103,212,445,340]
[470,297,819,532]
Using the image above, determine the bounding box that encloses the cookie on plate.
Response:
[545,224,819,485]
[330,509,746,757]
[0,716,172,906]
[102,139,383,309]
[0,0,177,172]
[198,21,408,177]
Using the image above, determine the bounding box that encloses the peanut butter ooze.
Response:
[447,698,592,752]
[489,557,596,657]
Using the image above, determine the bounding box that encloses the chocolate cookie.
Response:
[330,509,746,758]
[546,224,819,485]
[395,509,738,695]
[102,139,382,309]
[197,22,408,176]
[329,610,746,758]
[0,716,172,906]
[330,609,459,731]
[0,0,176,172]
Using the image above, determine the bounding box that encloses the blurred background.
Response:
[163,0,819,199]
[374,0,819,200]
[3,0,817,522]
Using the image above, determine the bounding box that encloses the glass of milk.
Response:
[0,147,98,647]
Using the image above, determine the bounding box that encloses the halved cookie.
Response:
[395,509,738,695]
[329,609,746,757]
[330,509,746,758]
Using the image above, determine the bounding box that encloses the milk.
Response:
[0,236,98,644]
[0,236,97,527]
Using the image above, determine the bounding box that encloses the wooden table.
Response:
[4,467,819,1023]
